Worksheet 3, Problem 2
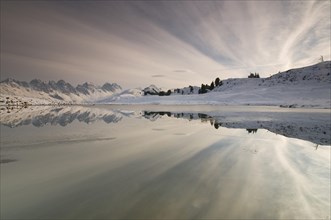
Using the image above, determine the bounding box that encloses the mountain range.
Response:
[0,79,121,105]
[1,61,330,108]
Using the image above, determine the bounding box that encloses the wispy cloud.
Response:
[152,75,165,78]
[1,1,330,88]
[173,69,195,74]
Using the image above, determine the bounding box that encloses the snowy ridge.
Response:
[1,62,330,108]
[0,79,122,105]
[99,88,144,103]
[172,86,200,95]
[212,61,330,92]
[143,85,161,95]
[107,61,331,108]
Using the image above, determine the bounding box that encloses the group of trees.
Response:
[174,88,185,95]
[248,72,260,78]
[198,77,223,94]
[143,89,172,96]
[246,129,258,134]
[173,85,195,95]
[158,90,172,96]
[189,86,194,93]
[150,71,264,96]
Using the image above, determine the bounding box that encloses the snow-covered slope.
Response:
[108,61,331,108]
[0,79,122,105]
[143,85,161,95]
[210,61,331,107]
[99,88,144,103]
[172,86,200,95]
[1,62,330,108]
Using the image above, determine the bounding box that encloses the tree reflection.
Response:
[1,107,329,146]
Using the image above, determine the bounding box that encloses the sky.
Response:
[1,1,330,89]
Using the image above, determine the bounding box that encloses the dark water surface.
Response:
[0,105,330,219]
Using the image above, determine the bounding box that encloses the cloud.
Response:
[134,1,330,73]
[173,69,194,73]
[1,1,330,88]
[152,75,165,78]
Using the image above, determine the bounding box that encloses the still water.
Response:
[0,105,330,219]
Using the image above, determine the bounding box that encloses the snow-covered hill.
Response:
[98,88,144,103]
[212,61,330,92]
[108,61,331,108]
[0,79,122,105]
[143,85,161,95]
[172,86,200,95]
[1,61,330,108]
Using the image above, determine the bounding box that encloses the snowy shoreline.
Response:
[1,102,330,109]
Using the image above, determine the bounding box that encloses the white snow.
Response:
[0,79,122,105]
[1,61,330,108]
[143,85,161,95]
[103,61,331,108]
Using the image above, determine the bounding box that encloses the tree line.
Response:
[146,72,261,96]
[198,77,223,94]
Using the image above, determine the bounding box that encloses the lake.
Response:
[0,105,330,219]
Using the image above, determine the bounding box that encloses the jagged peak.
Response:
[30,79,47,84]
[78,82,95,88]
[143,84,160,91]
[102,82,122,91]
[56,79,67,84]
[1,78,15,83]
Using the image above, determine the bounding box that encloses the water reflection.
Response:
[0,158,17,164]
[1,106,329,145]
[0,106,125,127]
[246,128,258,133]
[0,105,330,219]
[143,110,331,146]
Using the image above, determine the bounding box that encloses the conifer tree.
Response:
[210,82,215,90]
[215,77,220,86]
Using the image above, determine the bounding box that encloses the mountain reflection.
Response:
[143,111,330,146]
[0,106,124,127]
[0,106,330,145]
[246,128,258,133]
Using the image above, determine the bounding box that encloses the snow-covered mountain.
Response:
[1,61,330,108]
[108,61,331,108]
[98,88,144,103]
[212,61,330,92]
[0,79,122,105]
[143,85,161,95]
